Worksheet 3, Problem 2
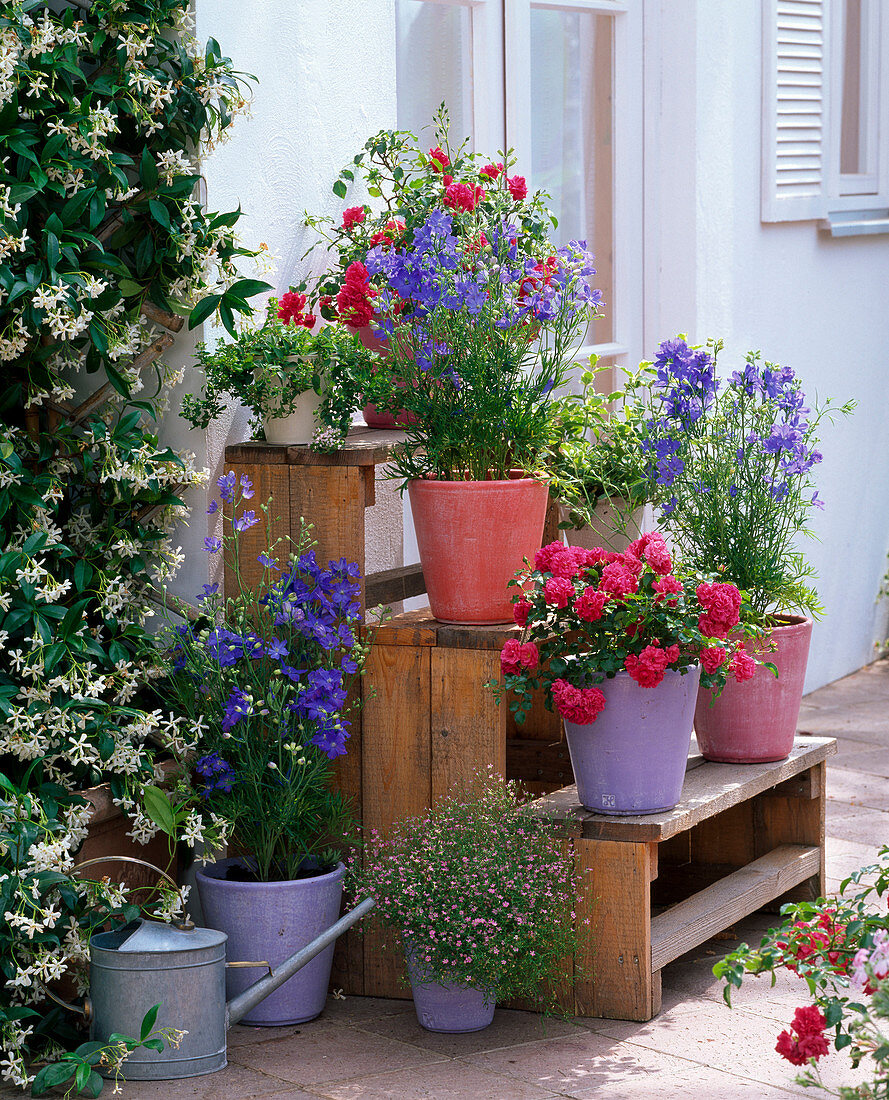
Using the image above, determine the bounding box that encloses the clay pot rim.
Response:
[409,471,547,488]
[759,614,813,633]
[196,857,345,890]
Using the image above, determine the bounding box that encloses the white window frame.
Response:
[762,0,889,227]
[505,0,644,372]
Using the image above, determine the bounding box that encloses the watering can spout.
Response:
[224,896,375,1028]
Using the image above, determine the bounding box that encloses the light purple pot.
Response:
[563,666,701,815]
[195,858,344,1026]
[404,951,495,1033]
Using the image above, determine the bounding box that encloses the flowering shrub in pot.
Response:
[157,474,368,1024]
[498,533,756,814]
[641,337,854,763]
[715,846,889,1096]
[347,770,582,1032]
[181,299,380,449]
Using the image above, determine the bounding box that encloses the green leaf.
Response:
[140,1003,160,1041]
[188,294,221,329]
[227,278,272,299]
[148,199,171,231]
[75,1063,91,1091]
[140,146,158,190]
[332,179,347,199]
[33,1062,76,1091]
[117,278,143,298]
[835,1032,853,1049]
[141,787,175,835]
[84,1070,104,1098]
[46,231,60,272]
[42,641,66,674]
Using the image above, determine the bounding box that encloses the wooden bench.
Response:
[531,735,836,1021]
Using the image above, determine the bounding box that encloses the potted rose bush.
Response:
[498,533,756,815]
[158,474,368,1025]
[641,337,854,763]
[347,771,581,1033]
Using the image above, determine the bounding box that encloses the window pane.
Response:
[530,8,614,344]
[396,1,473,144]
[840,0,866,175]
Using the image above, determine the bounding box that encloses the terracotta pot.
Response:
[694,615,813,763]
[408,475,549,624]
[560,498,644,554]
[354,324,417,428]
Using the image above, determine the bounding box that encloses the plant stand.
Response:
[529,735,835,1021]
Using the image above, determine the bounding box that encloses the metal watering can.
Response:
[57,857,373,1080]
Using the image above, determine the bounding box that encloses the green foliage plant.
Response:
[714,846,889,1097]
[549,355,658,534]
[347,769,583,1014]
[180,300,381,449]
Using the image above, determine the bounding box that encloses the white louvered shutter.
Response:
[762,0,828,222]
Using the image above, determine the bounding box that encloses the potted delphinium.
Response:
[549,356,658,552]
[302,106,563,426]
[348,770,581,1032]
[363,213,599,625]
[158,472,368,1025]
[641,336,854,763]
[181,298,379,448]
[498,532,755,815]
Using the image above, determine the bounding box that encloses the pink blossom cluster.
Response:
[775,1005,830,1066]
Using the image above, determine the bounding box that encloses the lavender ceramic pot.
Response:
[196,858,344,1026]
[563,666,701,815]
[404,951,494,1033]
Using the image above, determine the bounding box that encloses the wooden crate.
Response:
[531,735,836,1021]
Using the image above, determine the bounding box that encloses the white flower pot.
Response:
[262,388,324,444]
[560,498,644,553]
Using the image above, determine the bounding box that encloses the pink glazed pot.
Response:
[694,616,813,763]
[408,475,549,625]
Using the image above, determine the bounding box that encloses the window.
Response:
[762,0,889,228]
[395,0,643,371]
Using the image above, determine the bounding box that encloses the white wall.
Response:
[163,0,402,603]
[684,1,889,689]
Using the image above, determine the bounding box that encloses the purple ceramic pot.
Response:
[563,666,701,815]
[404,951,494,1033]
[196,858,344,1026]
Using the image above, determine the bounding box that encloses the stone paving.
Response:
[14,661,889,1098]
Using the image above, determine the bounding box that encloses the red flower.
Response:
[534,541,568,573]
[336,261,377,328]
[277,291,315,328]
[625,644,673,688]
[513,598,532,627]
[575,587,608,623]
[696,581,742,638]
[643,537,672,575]
[551,679,606,725]
[543,576,574,608]
[653,574,683,606]
[776,1006,830,1066]
[507,174,528,201]
[369,218,405,249]
[500,639,539,675]
[444,182,478,213]
[480,162,503,179]
[428,146,450,171]
[700,646,727,674]
[341,205,366,230]
[550,546,589,580]
[599,562,639,598]
[729,649,756,682]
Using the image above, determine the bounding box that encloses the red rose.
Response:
[696,581,742,638]
[575,587,608,623]
[336,261,377,329]
[550,548,586,580]
[428,146,450,171]
[534,541,567,573]
[653,575,683,606]
[543,576,574,608]
[368,218,405,249]
[642,536,672,575]
[501,639,536,675]
[507,174,528,201]
[341,205,366,230]
[598,562,639,598]
[519,642,539,670]
[729,649,756,682]
[277,291,315,328]
[551,679,606,725]
[513,598,531,626]
[625,644,672,688]
[444,181,478,213]
[480,162,503,179]
[776,1006,829,1066]
[700,646,727,674]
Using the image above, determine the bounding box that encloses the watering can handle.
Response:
[71,855,194,930]
[43,986,92,1022]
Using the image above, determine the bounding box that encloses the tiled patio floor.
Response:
[13,661,889,1098]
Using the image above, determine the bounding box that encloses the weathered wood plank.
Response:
[223,463,291,598]
[289,465,366,607]
[224,427,407,468]
[532,737,836,842]
[506,737,574,788]
[650,844,821,971]
[431,648,506,802]
[754,761,826,907]
[365,563,426,608]
[576,839,654,1020]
